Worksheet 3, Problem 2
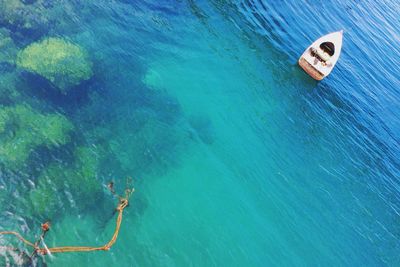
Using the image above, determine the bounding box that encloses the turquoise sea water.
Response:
[0,0,399,266]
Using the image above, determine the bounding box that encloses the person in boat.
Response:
[310,47,332,67]
[310,47,320,65]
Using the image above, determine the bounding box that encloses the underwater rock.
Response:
[188,114,215,144]
[0,250,37,267]
[0,104,74,168]
[143,68,164,89]
[17,37,93,93]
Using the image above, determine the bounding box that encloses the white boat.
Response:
[298,30,343,80]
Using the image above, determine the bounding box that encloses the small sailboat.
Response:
[298,30,343,80]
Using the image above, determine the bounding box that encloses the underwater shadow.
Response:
[18,71,94,112]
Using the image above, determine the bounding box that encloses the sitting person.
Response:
[316,47,331,62]
[310,47,332,66]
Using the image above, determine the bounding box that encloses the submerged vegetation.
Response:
[0,0,192,218]
[29,146,103,218]
[0,1,201,264]
[0,72,21,105]
[0,0,84,38]
[0,28,17,64]
[0,104,73,168]
[17,38,93,92]
[0,0,52,35]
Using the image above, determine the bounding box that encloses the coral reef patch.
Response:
[17,37,93,92]
[28,146,103,218]
[0,104,74,168]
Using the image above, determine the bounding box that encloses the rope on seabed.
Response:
[0,179,134,257]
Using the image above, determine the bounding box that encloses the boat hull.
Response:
[298,30,343,81]
[298,57,324,81]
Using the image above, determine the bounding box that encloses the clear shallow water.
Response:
[0,0,399,266]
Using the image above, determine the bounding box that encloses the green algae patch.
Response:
[0,104,74,167]
[17,37,93,92]
[29,146,103,218]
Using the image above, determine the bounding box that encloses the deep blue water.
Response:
[0,0,399,266]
